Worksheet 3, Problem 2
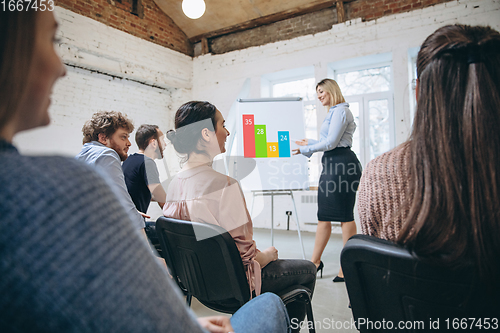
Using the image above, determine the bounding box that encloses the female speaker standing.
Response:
[293,79,362,282]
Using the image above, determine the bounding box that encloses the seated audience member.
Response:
[122,124,167,212]
[358,25,500,294]
[0,9,291,333]
[163,101,317,333]
[76,111,146,231]
[123,124,167,250]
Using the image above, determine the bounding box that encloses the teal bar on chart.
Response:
[278,131,290,157]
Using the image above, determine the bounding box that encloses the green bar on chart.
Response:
[254,125,267,158]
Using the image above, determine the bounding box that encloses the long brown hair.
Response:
[398,25,500,286]
[0,10,37,131]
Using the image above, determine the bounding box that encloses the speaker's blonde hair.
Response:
[316,78,345,107]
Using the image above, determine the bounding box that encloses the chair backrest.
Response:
[156,216,251,314]
[341,235,499,332]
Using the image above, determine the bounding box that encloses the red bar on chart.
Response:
[242,115,255,157]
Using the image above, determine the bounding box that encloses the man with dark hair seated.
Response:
[123,124,168,251]
[123,124,167,212]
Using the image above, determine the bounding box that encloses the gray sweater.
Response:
[0,139,206,332]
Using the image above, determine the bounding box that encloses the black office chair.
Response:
[341,235,499,333]
[156,216,315,332]
[144,221,162,256]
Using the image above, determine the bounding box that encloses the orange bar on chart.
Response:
[267,142,279,158]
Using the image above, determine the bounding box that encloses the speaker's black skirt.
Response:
[317,147,362,222]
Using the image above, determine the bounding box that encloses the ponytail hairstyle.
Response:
[166,101,218,163]
[398,25,500,287]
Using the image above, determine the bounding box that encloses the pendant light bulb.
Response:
[182,0,206,20]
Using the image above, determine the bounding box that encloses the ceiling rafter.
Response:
[154,0,356,44]
[189,0,355,44]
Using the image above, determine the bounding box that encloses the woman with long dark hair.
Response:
[164,101,316,332]
[293,79,362,282]
[358,24,500,291]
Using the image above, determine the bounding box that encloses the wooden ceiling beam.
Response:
[201,37,210,55]
[189,0,356,44]
[337,1,346,23]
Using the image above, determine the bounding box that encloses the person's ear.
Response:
[149,138,157,149]
[98,133,108,145]
[201,128,211,142]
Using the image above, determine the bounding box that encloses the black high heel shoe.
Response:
[316,261,324,278]
[332,276,345,283]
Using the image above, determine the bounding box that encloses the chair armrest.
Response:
[275,285,312,305]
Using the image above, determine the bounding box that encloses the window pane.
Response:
[308,153,321,187]
[337,66,391,96]
[304,104,319,186]
[410,57,418,125]
[368,99,390,160]
[303,104,317,138]
[272,78,319,187]
[272,78,317,101]
[349,102,361,161]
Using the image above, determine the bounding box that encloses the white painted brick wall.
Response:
[14,7,193,165]
[55,7,193,89]
[13,7,193,223]
[15,66,177,156]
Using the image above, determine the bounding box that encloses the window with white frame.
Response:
[267,75,321,187]
[331,56,395,167]
[272,78,317,140]
[408,46,420,125]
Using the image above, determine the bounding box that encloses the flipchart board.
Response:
[235,98,309,191]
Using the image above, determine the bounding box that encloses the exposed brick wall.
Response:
[347,0,453,21]
[209,7,337,55]
[205,0,454,55]
[55,0,193,56]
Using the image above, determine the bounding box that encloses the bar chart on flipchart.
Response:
[242,114,291,158]
[236,98,309,191]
